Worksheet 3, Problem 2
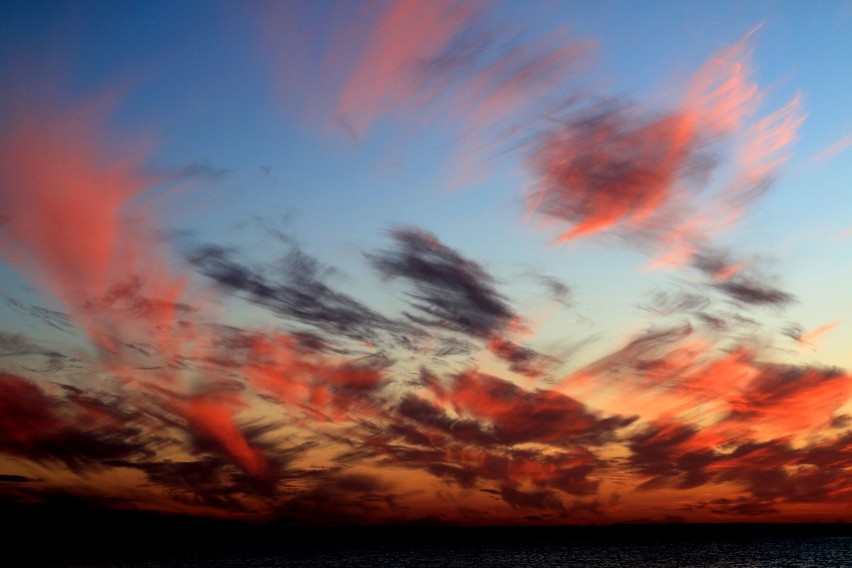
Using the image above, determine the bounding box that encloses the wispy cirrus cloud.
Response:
[262,0,589,184]
[526,32,804,266]
[0,4,847,528]
[367,227,515,339]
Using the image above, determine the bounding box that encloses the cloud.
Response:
[698,497,779,517]
[0,372,155,470]
[561,324,696,387]
[191,242,411,347]
[691,248,746,282]
[528,101,704,243]
[0,92,152,309]
[627,417,852,511]
[715,437,852,506]
[432,336,476,358]
[427,369,635,448]
[726,364,850,435]
[526,33,804,262]
[0,88,183,340]
[628,420,716,490]
[204,326,392,424]
[344,364,622,509]
[368,227,559,378]
[784,321,841,348]
[618,361,852,506]
[0,474,33,483]
[368,226,515,339]
[112,437,316,510]
[0,32,840,525]
[687,246,797,310]
[506,450,600,496]
[499,484,565,512]
[273,471,398,524]
[116,455,259,511]
[533,273,573,307]
[0,332,45,359]
[263,0,588,186]
[3,296,73,333]
[829,414,850,429]
[370,427,602,506]
[486,337,555,379]
[334,0,480,136]
[396,393,496,447]
[640,288,711,318]
[565,322,848,439]
[177,161,230,181]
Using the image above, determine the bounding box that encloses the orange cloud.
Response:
[0,96,151,308]
[156,384,270,480]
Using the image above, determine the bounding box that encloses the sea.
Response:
[30,535,852,567]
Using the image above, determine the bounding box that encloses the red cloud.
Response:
[0,89,196,376]
[526,33,804,262]
[0,96,151,308]
[155,384,270,480]
[0,372,153,469]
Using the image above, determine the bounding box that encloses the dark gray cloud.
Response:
[367,226,515,338]
[499,484,565,512]
[691,248,795,307]
[0,474,33,483]
[190,242,412,346]
[527,100,716,243]
[418,369,635,448]
[432,336,475,358]
[715,279,794,307]
[178,161,230,181]
[487,337,555,378]
[0,372,157,470]
[627,419,852,508]
[534,273,573,307]
[0,332,74,375]
[4,296,73,332]
[272,471,398,523]
[0,332,41,358]
[691,248,739,280]
[640,288,710,318]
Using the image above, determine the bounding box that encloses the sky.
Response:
[0,0,850,527]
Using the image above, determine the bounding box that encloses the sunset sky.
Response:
[1,0,850,526]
